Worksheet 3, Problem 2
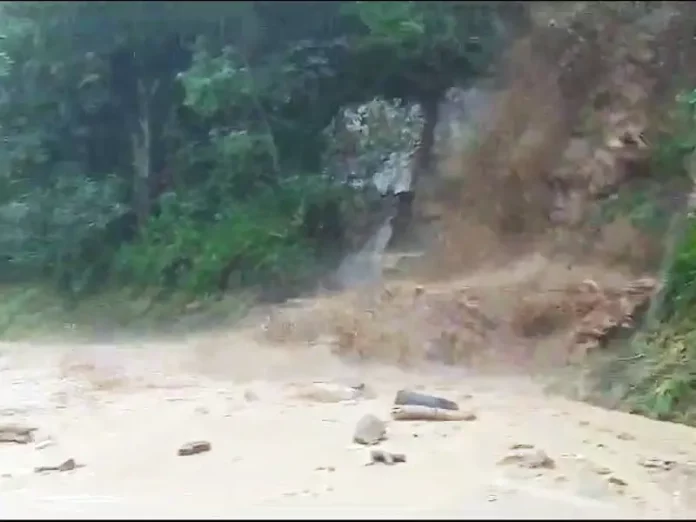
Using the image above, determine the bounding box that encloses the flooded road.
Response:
[0,334,693,519]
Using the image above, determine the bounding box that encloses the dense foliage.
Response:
[596,87,696,425]
[0,1,513,300]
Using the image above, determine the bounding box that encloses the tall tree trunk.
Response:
[131,79,154,227]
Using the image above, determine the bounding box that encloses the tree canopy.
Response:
[0,0,516,298]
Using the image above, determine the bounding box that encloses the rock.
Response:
[591,465,612,476]
[35,438,54,451]
[0,423,36,444]
[353,414,387,446]
[638,457,676,471]
[298,382,363,403]
[177,440,212,456]
[499,448,556,469]
[34,458,81,473]
[509,443,535,450]
[244,389,259,402]
[368,449,406,466]
[347,382,376,399]
[608,476,627,487]
[391,405,476,421]
[394,389,459,411]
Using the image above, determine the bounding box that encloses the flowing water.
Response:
[1,251,696,519]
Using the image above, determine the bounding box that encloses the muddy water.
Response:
[0,326,695,519]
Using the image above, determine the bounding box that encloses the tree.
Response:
[339,1,507,185]
[0,1,511,297]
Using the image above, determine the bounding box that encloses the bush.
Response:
[0,168,128,295]
[116,175,363,296]
[595,87,696,425]
[654,89,696,322]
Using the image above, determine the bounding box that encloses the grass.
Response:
[581,317,696,427]
[0,284,257,341]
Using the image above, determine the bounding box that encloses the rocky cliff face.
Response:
[413,2,696,275]
[259,3,696,370]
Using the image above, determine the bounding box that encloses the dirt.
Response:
[261,254,656,370]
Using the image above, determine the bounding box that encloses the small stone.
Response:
[34,458,81,474]
[499,448,556,469]
[353,414,386,446]
[592,466,612,476]
[369,450,406,466]
[638,457,676,471]
[348,383,376,399]
[244,389,259,402]
[608,476,627,487]
[177,440,211,456]
[35,438,54,451]
[299,382,361,403]
[616,432,635,441]
[58,458,77,472]
[0,423,36,444]
[509,443,535,450]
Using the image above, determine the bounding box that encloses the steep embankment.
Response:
[262,3,694,375]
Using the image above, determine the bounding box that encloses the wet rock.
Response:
[178,440,212,456]
[347,382,376,399]
[34,458,81,473]
[369,449,406,466]
[0,423,36,444]
[509,443,535,450]
[499,447,556,469]
[638,457,676,471]
[391,405,476,421]
[34,438,54,451]
[353,414,387,446]
[298,382,363,403]
[394,389,459,411]
[608,475,628,487]
[244,389,259,402]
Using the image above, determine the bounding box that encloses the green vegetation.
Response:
[595,87,696,424]
[0,1,516,334]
